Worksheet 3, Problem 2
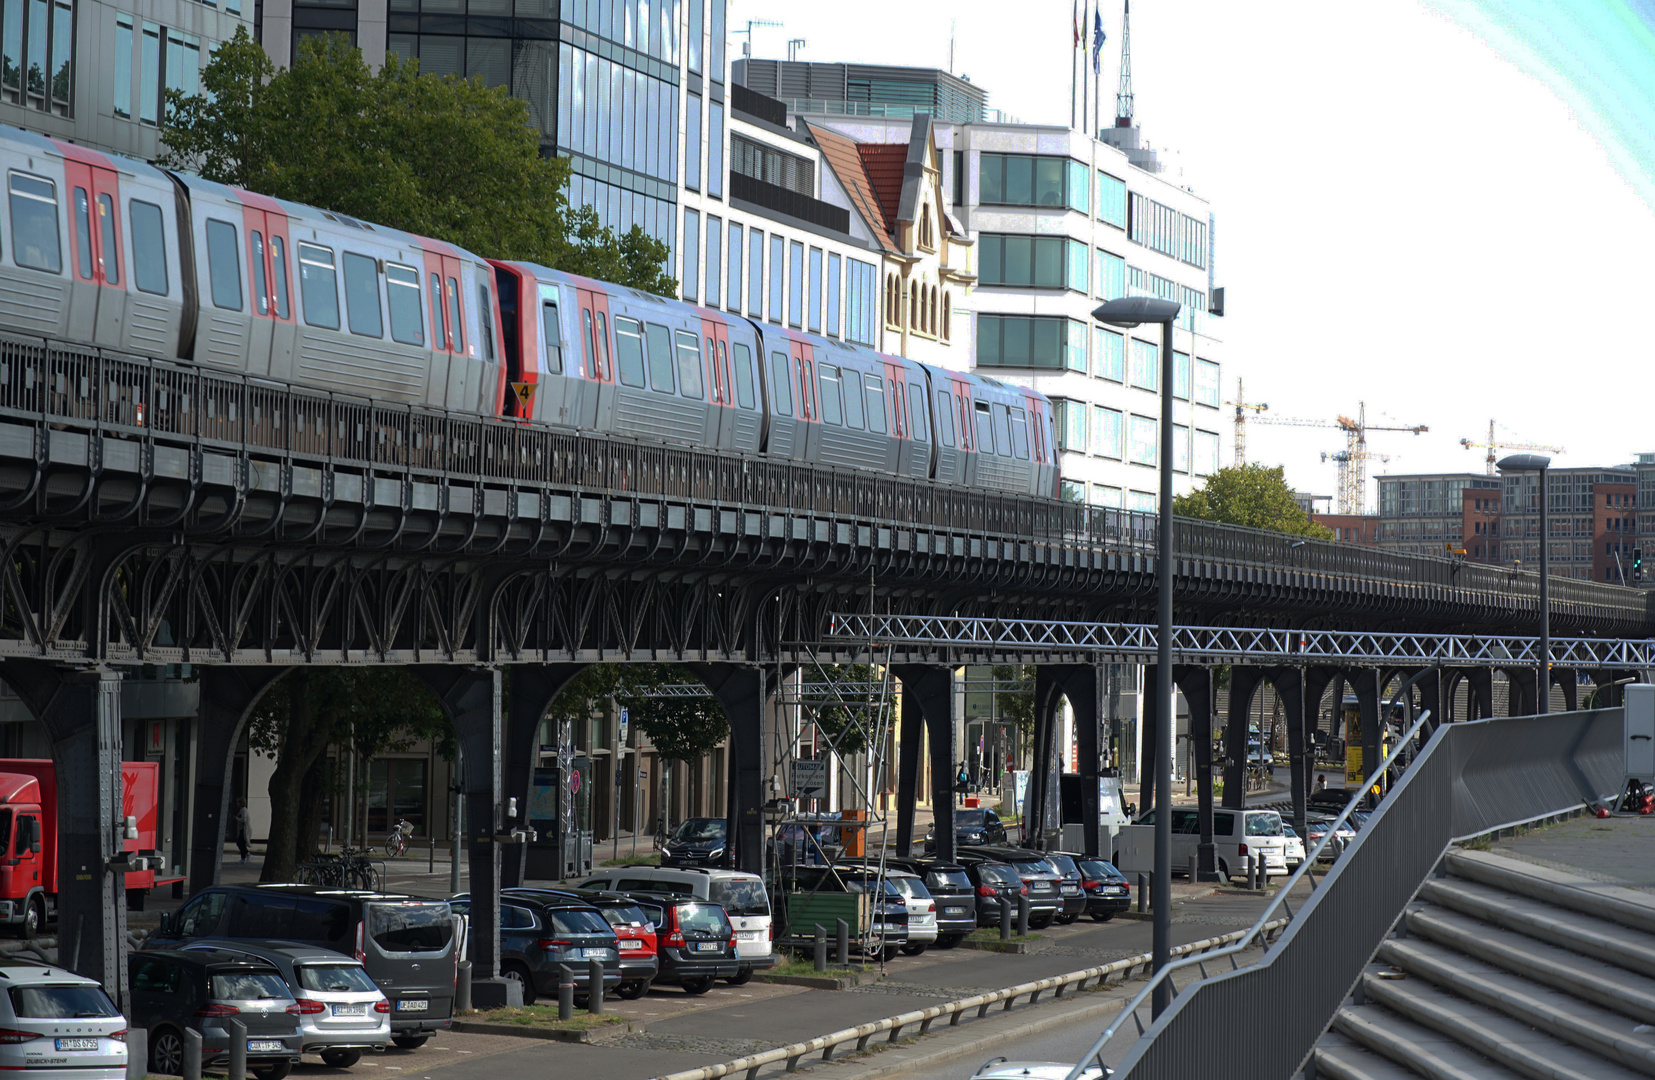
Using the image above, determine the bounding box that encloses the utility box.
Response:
[1626,684,1655,784]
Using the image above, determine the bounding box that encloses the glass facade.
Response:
[978,153,1088,209]
[845,258,875,345]
[703,214,719,307]
[1195,358,1220,407]
[767,233,782,324]
[1096,170,1126,227]
[787,240,802,327]
[1095,248,1124,300]
[1129,338,1158,391]
[977,315,1087,370]
[826,253,840,336]
[681,207,699,300]
[1128,415,1158,466]
[747,227,764,319]
[978,235,1087,291]
[1092,406,1122,458]
[685,92,701,191]
[1,0,73,115]
[1093,327,1123,382]
[1129,192,1207,269]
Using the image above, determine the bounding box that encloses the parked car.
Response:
[447,894,620,1006]
[957,847,1063,928]
[619,893,739,995]
[1071,857,1131,921]
[503,888,659,999]
[130,948,303,1080]
[923,808,1008,851]
[1037,853,1091,924]
[882,858,975,948]
[782,866,909,960]
[577,865,774,983]
[1122,809,1290,882]
[659,818,728,867]
[147,884,457,1050]
[1280,826,1307,871]
[950,855,1029,927]
[179,941,391,1067]
[834,865,936,955]
[972,1059,1106,1079]
[0,961,127,1080]
[1304,814,1357,859]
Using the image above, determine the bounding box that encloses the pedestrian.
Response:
[234,798,251,863]
[1315,773,1327,793]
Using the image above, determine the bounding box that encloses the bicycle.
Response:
[384,820,414,858]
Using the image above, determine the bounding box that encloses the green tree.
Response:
[1172,463,1334,539]
[809,665,884,756]
[992,665,1036,739]
[161,29,675,295]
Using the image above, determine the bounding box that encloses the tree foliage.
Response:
[1172,464,1334,539]
[161,29,675,295]
[547,664,729,764]
[992,665,1036,738]
[809,665,883,757]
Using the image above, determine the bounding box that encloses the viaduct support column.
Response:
[1035,667,1100,856]
[1351,668,1383,803]
[1554,670,1577,713]
[1270,668,1308,842]
[1413,667,1443,738]
[1465,668,1495,720]
[499,665,587,888]
[1505,667,1538,717]
[895,676,926,858]
[186,667,287,895]
[1173,667,1216,880]
[688,666,770,878]
[1303,667,1339,796]
[892,666,956,862]
[1140,665,1161,816]
[1223,667,1265,809]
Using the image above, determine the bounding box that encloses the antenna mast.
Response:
[1114,0,1134,126]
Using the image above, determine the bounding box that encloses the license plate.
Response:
[694,941,720,952]
[1107,886,1128,895]
[581,948,609,959]
[54,1038,98,1051]
[738,930,761,941]
[395,999,429,1012]
[1061,886,1081,895]
[619,939,644,951]
[331,1003,367,1017]
[944,907,966,916]
[247,1040,284,1053]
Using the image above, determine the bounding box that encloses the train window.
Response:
[97,194,118,285]
[431,272,446,347]
[673,330,704,399]
[841,367,864,430]
[716,340,731,404]
[8,173,60,273]
[889,380,906,438]
[1009,408,1030,459]
[974,402,995,453]
[731,342,755,409]
[128,200,167,295]
[613,317,646,388]
[644,323,674,393]
[818,364,843,426]
[909,383,927,442]
[477,283,496,361]
[386,264,424,346]
[769,351,792,416]
[297,242,340,330]
[935,391,955,447]
[864,374,886,435]
[251,232,268,314]
[271,236,289,319]
[446,277,464,353]
[206,220,243,311]
[595,312,612,380]
[72,188,91,278]
[993,404,1013,457]
[342,252,382,338]
[540,302,562,375]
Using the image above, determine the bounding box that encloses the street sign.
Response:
[511,381,536,409]
[618,707,629,747]
[569,770,582,795]
[791,760,827,800]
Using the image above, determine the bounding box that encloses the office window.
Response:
[748,228,764,319]
[1094,485,1124,508]
[1096,171,1126,227]
[4,0,72,113]
[978,234,1089,291]
[708,101,724,199]
[164,29,198,100]
[709,0,724,76]
[1195,359,1220,407]
[807,247,822,333]
[1092,406,1122,459]
[978,154,1085,209]
[1196,430,1220,476]
[1172,350,1190,401]
[138,21,158,123]
[1055,399,1087,451]
[767,234,784,324]
[1173,423,1189,474]
[704,215,721,308]
[1127,491,1156,513]
[681,208,699,300]
[730,134,815,196]
[685,93,701,192]
[827,253,841,336]
[1129,192,1208,269]
[1061,480,1084,502]
[1066,239,1088,293]
[846,259,875,346]
[1066,160,1089,214]
[1128,415,1158,466]
[726,221,742,312]
[1129,338,1159,391]
[1095,249,1124,300]
[1094,327,1124,382]
[687,0,702,72]
[113,15,131,117]
[787,240,803,328]
[977,315,1087,370]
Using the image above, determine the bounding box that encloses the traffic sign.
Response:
[791,760,827,800]
[618,707,629,747]
[511,381,536,409]
[569,770,582,795]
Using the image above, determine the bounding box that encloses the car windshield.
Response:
[1008,860,1052,876]
[670,818,726,842]
[549,909,612,936]
[1045,855,1079,877]
[924,869,972,891]
[677,903,731,936]
[368,902,454,953]
[888,877,931,901]
[977,864,1018,885]
[211,972,292,1001]
[842,877,902,897]
[708,879,770,917]
[1245,814,1283,837]
[297,964,379,994]
[597,904,651,928]
[8,985,119,1019]
[953,810,986,827]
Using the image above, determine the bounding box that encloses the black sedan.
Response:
[923,808,1009,851]
[1073,857,1132,921]
[660,817,729,867]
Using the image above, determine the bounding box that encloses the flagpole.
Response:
[1081,3,1089,135]
[1070,2,1078,130]
[1094,2,1102,136]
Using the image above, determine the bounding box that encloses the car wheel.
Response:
[724,967,753,986]
[681,976,716,995]
[880,945,900,962]
[1029,915,1053,930]
[1091,912,1115,923]
[251,1062,292,1080]
[936,934,963,950]
[502,961,537,1006]
[22,897,42,938]
[615,980,651,1000]
[149,1027,184,1076]
[1217,859,1230,883]
[900,943,928,956]
[320,1049,363,1068]
[390,1036,428,1051]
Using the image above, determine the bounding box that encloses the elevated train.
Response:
[0,123,1058,498]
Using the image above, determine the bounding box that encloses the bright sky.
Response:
[729,1,1655,508]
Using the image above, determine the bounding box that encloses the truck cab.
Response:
[0,775,46,935]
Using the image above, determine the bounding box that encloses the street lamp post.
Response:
[1497,453,1552,714]
[1092,296,1181,1016]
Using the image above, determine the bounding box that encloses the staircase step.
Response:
[1376,939,1655,1076]
[1328,1003,1524,1080]
[1419,877,1655,977]
[1446,849,1655,934]
[1405,905,1655,1025]
[1315,1029,1432,1080]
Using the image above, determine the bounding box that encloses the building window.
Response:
[1094,327,1124,382]
[747,227,764,319]
[1094,484,1124,508]
[846,259,875,346]
[1173,423,1189,474]
[807,247,822,333]
[1092,406,1123,458]
[788,240,803,327]
[977,315,1087,371]
[1095,248,1125,300]
[686,0,702,73]
[2,0,72,115]
[1061,479,1084,502]
[1129,338,1159,391]
[978,234,1090,291]
[1195,358,1220,407]
[726,220,742,312]
[685,93,701,192]
[1055,399,1087,451]
[941,291,951,341]
[1096,170,1126,227]
[1173,350,1190,401]
[730,134,814,195]
[768,234,783,325]
[1127,491,1156,513]
[1128,414,1158,466]
[681,208,699,300]
[1066,160,1089,214]
[826,252,841,337]
[1129,192,1208,269]
[137,20,158,123]
[113,14,132,117]
[708,101,724,199]
[368,759,427,835]
[1196,429,1220,475]
[978,153,1087,210]
[703,215,720,307]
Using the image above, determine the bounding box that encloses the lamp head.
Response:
[1496,453,1552,473]
[1091,297,1181,328]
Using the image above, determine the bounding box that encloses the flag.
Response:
[1074,0,1081,47]
[1093,5,1107,72]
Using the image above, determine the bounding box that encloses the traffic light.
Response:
[1635,548,1643,583]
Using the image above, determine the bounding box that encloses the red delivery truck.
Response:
[0,759,182,935]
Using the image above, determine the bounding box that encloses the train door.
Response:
[240,205,293,379]
[791,340,818,462]
[63,159,124,349]
[575,287,614,431]
[702,315,734,449]
[882,360,910,475]
[533,286,577,428]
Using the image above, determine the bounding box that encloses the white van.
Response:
[1113,808,1289,883]
[578,866,775,983]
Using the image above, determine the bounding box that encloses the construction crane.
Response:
[1226,378,1268,465]
[1459,420,1562,476]
[1247,403,1428,515]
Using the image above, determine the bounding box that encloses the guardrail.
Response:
[650,920,1288,1080]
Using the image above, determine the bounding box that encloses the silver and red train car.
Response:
[0,122,1058,499]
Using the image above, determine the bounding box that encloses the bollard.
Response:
[456,960,473,1014]
[183,1029,202,1080]
[228,1017,246,1080]
[587,957,605,1015]
[557,964,575,1021]
[814,925,828,972]
[1137,873,1147,913]
[125,1028,147,1080]
[1016,892,1030,936]
[835,919,850,967]
[1246,855,1257,891]
[1187,854,1197,883]
[999,896,1012,940]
